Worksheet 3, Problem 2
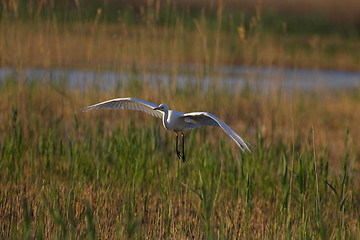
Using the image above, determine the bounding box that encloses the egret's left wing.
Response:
[181,112,251,153]
[81,97,163,118]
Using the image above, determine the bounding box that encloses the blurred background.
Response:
[1,0,360,69]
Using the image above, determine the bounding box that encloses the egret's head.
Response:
[153,103,168,112]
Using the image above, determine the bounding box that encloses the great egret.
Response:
[81,98,251,162]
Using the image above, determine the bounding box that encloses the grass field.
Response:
[1,78,359,239]
[1,1,360,239]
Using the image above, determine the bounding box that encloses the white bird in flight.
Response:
[81,98,251,162]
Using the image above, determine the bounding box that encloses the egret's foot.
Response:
[181,152,186,163]
[176,150,186,161]
[176,150,182,159]
[176,151,186,162]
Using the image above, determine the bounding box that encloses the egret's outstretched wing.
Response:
[81,98,163,118]
[182,112,251,152]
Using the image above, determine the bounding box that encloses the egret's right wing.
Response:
[81,98,163,118]
[182,112,251,153]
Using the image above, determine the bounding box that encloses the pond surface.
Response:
[1,65,359,92]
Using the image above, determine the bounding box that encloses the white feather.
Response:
[81,97,163,118]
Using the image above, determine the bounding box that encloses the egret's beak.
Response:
[153,106,160,110]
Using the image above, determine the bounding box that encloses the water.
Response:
[0,65,359,92]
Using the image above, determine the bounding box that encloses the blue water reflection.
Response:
[0,65,359,92]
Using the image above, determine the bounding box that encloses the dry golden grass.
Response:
[1,7,360,71]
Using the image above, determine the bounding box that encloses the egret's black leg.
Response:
[181,132,186,162]
[176,132,181,159]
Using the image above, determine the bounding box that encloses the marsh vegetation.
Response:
[1,1,359,239]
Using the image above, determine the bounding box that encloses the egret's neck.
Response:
[162,110,169,130]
